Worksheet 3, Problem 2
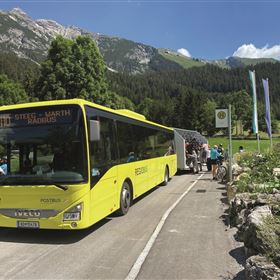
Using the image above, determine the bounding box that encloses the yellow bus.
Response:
[0,99,177,229]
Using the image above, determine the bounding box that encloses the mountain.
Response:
[207,56,278,69]
[0,8,182,74]
[159,49,278,70]
[0,8,279,75]
[0,8,83,62]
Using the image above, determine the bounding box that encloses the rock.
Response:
[247,206,272,227]
[245,255,280,280]
[248,183,255,192]
[243,167,251,173]
[243,206,273,255]
[255,193,269,206]
[272,188,280,194]
[230,193,252,227]
[273,168,280,177]
[274,254,280,268]
[232,163,243,176]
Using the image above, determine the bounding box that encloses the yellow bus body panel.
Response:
[0,184,90,229]
[0,99,177,230]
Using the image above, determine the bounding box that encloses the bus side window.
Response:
[89,116,117,181]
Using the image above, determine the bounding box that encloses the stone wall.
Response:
[228,164,280,279]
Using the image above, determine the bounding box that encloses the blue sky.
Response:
[1,1,280,60]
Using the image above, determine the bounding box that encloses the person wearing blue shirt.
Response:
[210,145,220,180]
[127,152,136,163]
[0,156,8,175]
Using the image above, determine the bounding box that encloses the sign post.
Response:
[215,107,232,182]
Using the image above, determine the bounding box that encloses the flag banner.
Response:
[215,109,228,128]
[248,70,259,134]
[262,78,272,138]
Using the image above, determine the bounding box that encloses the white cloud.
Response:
[177,48,191,58]
[233,43,280,59]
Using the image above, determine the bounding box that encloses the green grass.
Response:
[208,137,280,154]
[158,49,205,69]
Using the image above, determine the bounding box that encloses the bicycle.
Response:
[216,160,227,183]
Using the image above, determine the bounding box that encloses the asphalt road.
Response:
[0,170,245,280]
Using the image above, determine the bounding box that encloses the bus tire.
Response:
[117,181,132,216]
[161,166,169,186]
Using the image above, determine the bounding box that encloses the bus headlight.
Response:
[63,203,83,221]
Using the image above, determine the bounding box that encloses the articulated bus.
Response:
[0,99,176,230]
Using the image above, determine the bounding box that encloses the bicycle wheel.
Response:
[217,166,227,182]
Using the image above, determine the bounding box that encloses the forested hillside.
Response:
[107,63,280,119]
[0,50,279,136]
[106,62,280,135]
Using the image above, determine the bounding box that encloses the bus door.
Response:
[89,116,118,220]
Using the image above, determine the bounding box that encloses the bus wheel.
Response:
[161,167,169,186]
[118,181,131,215]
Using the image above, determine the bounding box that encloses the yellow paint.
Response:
[0,99,177,230]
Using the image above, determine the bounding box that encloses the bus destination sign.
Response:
[0,109,73,128]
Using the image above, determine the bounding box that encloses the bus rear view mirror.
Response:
[89,120,100,141]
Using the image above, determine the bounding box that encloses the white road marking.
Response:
[168,229,179,233]
[125,173,205,280]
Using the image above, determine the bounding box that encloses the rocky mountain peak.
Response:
[11,7,27,16]
[0,8,182,73]
[35,19,82,39]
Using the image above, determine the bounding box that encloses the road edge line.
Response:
[125,172,205,280]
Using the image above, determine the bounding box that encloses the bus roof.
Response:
[0,99,173,132]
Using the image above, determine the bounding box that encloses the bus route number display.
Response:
[0,108,73,128]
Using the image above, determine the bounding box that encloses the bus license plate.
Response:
[17,221,39,229]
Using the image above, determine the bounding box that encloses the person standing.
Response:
[210,145,220,180]
[0,156,8,175]
[217,144,224,161]
[206,145,211,171]
[186,140,199,174]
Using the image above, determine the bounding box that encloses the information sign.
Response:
[215,109,228,128]
[0,108,73,128]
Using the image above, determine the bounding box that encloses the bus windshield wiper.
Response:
[50,183,68,191]
[0,176,68,191]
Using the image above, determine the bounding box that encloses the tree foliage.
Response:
[107,64,280,135]
[35,36,108,101]
[0,74,29,105]
[1,46,280,136]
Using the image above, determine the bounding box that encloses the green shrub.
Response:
[236,147,280,194]
[257,216,280,267]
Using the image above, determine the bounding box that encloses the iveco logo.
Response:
[14,209,41,218]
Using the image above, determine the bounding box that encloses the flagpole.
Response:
[270,132,273,151]
[267,78,273,150]
[257,133,260,153]
[255,71,260,154]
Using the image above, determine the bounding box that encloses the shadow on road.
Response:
[232,270,246,280]
[217,185,230,226]
[229,247,246,279]
[230,247,246,266]
[175,170,192,176]
[0,217,112,244]
[217,185,246,279]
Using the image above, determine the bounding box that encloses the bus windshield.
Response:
[0,105,87,185]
